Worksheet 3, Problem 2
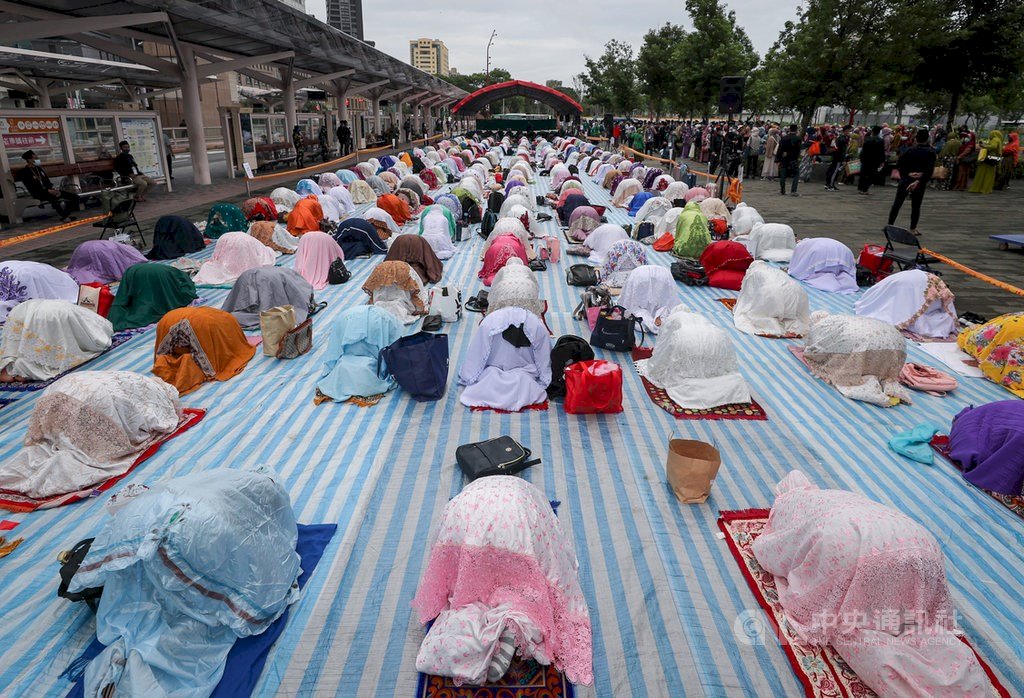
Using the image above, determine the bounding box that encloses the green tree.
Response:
[763,0,889,127]
[443,68,512,93]
[674,0,759,117]
[900,0,1024,127]
[580,40,639,115]
[637,23,688,117]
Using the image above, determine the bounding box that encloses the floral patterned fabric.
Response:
[802,312,911,407]
[958,312,1024,397]
[599,240,647,288]
[751,471,990,697]
[412,476,593,686]
[0,300,112,381]
[0,371,180,499]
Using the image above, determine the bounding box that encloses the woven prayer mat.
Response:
[0,408,206,513]
[470,401,549,414]
[416,656,574,698]
[714,298,802,339]
[0,326,151,395]
[631,347,767,421]
[718,509,1011,698]
[930,435,1024,522]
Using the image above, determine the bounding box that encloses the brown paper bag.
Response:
[666,439,722,504]
[259,305,296,357]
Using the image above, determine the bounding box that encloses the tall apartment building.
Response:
[409,38,449,77]
[326,0,364,40]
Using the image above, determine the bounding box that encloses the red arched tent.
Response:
[451,80,583,116]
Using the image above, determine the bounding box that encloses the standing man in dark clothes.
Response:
[292,126,305,169]
[888,129,937,235]
[336,120,352,156]
[709,125,725,173]
[15,150,78,221]
[858,126,885,195]
[825,124,852,191]
[777,125,803,196]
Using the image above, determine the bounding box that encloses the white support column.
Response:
[283,74,297,137]
[36,83,51,109]
[372,97,382,136]
[179,45,210,185]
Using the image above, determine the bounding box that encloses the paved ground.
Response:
[3,145,1022,319]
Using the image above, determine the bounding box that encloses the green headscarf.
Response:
[673,201,711,259]
[205,202,247,239]
[108,263,197,331]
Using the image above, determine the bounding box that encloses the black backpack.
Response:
[487,191,505,213]
[480,209,500,239]
[459,195,482,224]
[547,335,595,399]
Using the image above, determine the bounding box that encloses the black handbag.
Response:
[328,257,351,284]
[670,260,707,286]
[634,221,655,240]
[57,538,103,611]
[456,436,540,481]
[566,264,600,287]
[590,305,642,351]
[528,258,547,272]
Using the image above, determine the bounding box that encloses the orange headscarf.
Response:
[376,194,412,225]
[400,152,414,168]
[152,306,255,395]
[286,195,324,236]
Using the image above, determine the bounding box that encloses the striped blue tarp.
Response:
[0,164,1020,698]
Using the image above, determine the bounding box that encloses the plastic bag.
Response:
[564,359,623,414]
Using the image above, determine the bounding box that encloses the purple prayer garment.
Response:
[949,400,1024,496]
[66,240,147,285]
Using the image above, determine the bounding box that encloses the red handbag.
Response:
[78,282,114,317]
[564,360,624,414]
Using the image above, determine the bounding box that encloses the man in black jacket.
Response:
[888,129,937,235]
[113,140,156,201]
[336,120,352,156]
[825,125,851,191]
[777,125,803,195]
[15,151,78,221]
[858,125,885,194]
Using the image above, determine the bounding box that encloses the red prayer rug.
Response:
[718,509,1011,698]
[631,348,768,421]
[714,297,803,339]
[470,401,549,414]
[416,656,574,698]
[930,435,1024,522]
[0,408,206,513]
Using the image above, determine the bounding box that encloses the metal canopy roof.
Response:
[0,0,466,102]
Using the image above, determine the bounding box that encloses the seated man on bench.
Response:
[15,150,79,222]
[113,140,157,201]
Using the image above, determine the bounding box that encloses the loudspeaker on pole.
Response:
[718,76,746,115]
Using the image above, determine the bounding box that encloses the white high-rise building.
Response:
[409,38,449,77]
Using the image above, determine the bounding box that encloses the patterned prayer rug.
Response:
[416,656,574,698]
[470,401,549,414]
[718,509,1011,698]
[930,435,1024,521]
[714,298,802,339]
[631,348,768,421]
[0,326,151,394]
[901,329,959,343]
[0,408,206,513]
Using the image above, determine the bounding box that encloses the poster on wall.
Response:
[119,117,164,178]
[0,117,63,162]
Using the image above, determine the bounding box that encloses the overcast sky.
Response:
[303,1,798,85]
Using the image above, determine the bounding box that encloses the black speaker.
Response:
[718,76,746,115]
[603,113,614,135]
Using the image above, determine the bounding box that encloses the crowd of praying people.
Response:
[0,129,1019,698]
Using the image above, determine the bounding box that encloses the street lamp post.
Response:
[485,30,497,83]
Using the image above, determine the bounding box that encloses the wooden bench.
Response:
[990,234,1024,251]
[255,143,296,172]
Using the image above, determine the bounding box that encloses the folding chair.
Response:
[94,189,145,246]
[881,225,938,274]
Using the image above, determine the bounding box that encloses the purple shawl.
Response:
[66,240,147,284]
[949,400,1024,496]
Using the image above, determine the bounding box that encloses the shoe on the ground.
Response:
[60,215,77,222]
[911,229,921,236]
[858,191,869,196]
[790,192,801,197]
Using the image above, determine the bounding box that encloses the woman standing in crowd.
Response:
[761,126,780,180]
[952,130,976,190]
[996,130,1019,190]
[936,129,961,190]
[970,129,1004,194]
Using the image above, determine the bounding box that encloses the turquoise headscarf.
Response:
[316,305,404,402]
